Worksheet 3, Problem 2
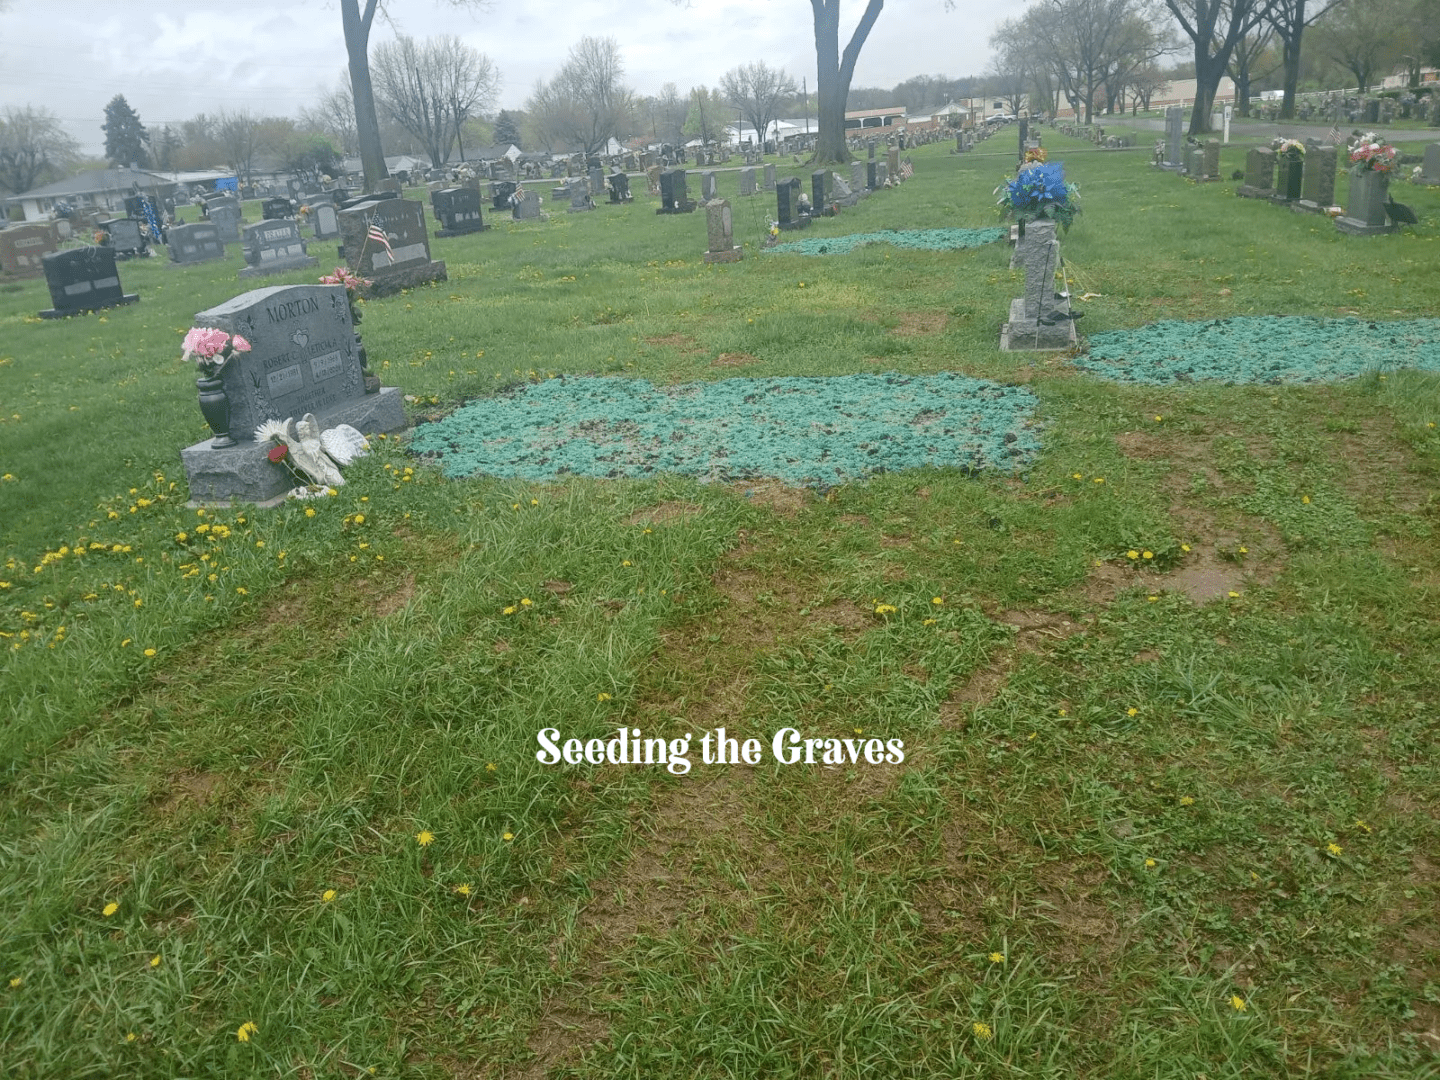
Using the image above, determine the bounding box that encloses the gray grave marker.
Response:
[239,219,319,279]
[702,198,741,263]
[39,246,138,318]
[167,222,227,266]
[338,198,447,294]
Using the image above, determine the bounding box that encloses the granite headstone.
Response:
[39,246,138,318]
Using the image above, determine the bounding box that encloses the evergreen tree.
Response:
[493,109,522,149]
[103,95,149,168]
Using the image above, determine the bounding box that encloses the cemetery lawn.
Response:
[2,133,1440,1077]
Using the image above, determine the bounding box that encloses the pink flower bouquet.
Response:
[182,327,251,378]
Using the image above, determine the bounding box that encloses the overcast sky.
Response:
[0,0,1007,155]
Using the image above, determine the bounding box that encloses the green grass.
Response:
[1,132,1439,1077]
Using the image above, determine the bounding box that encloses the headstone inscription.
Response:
[431,187,487,236]
[180,283,405,504]
[103,218,146,257]
[512,188,542,220]
[1421,143,1440,185]
[738,167,757,196]
[1296,143,1337,213]
[312,202,340,239]
[1162,107,1184,169]
[1000,220,1075,352]
[776,177,809,230]
[207,197,242,243]
[0,222,59,277]
[338,198,447,294]
[702,199,742,263]
[38,246,139,318]
[1237,147,1276,198]
[606,173,632,203]
[167,222,226,266]
[239,219,319,279]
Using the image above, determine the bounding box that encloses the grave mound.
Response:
[410,372,1040,487]
[1074,316,1440,384]
[765,227,1005,256]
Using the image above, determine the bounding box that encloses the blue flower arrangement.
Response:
[995,161,1081,232]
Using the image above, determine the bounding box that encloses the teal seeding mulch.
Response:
[765,227,1006,256]
[1076,316,1440,385]
[411,373,1041,487]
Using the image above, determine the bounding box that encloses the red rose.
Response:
[267,444,288,464]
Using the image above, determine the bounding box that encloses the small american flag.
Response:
[366,217,393,256]
[1328,124,1342,145]
[899,158,914,180]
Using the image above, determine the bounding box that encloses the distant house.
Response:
[845,106,907,132]
[3,167,180,222]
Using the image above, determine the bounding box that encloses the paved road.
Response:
[1114,116,1434,144]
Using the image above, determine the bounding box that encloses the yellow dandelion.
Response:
[1071,472,1082,479]
[1093,477,1105,484]
[103,902,119,917]
[989,952,1005,963]
[454,883,472,896]
[486,762,497,772]
[1230,995,1247,1012]
[1126,707,1138,717]
[1181,543,1190,552]
[1145,858,1156,868]
[502,831,515,842]
[1153,415,1163,422]
[1238,546,1248,554]
[305,507,316,518]
[143,647,156,657]
[597,692,612,701]
[322,889,337,903]
[1301,495,1311,504]
[530,498,538,506]
[1326,842,1342,856]
[1126,550,1139,560]
[502,605,517,615]
[520,598,532,607]
[1058,707,1068,716]
[1179,795,1195,806]
[237,1021,258,1042]
[1354,819,1371,833]
[125,1032,137,1042]
[922,618,937,626]
[622,559,632,567]
[150,955,161,967]
[874,603,897,614]
[931,596,943,605]
[1142,550,1153,559]
[1228,590,1240,598]
[972,1021,993,1041]
[353,513,365,524]
[416,830,435,847]
[8,977,21,989]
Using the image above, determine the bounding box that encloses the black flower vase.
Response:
[356,333,380,394]
[196,374,235,448]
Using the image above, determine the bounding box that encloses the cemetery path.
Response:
[1121,116,1422,143]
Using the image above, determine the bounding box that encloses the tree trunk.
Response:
[342,0,389,191]
[1190,52,1225,134]
[1278,6,1304,121]
[810,0,885,164]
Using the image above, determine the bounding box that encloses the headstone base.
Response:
[39,294,139,319]
[655,202,697,214]
[1334,214,1395,236]
[703,247,743,264]
[238,254,320,280]
[181,386,407,505]
[434,222,489,238]
[777,216,811,231]
[1293,199,1327,214]
[1235,185,1272,199]
[1000,297,1079,352]
[362,260,448,298]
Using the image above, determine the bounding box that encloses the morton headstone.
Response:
[38,246,138,318]
[338,197,447,295]
[239,218,319,279]
[180,283,405,504]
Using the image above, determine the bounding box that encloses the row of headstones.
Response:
[1233,140,1428,236]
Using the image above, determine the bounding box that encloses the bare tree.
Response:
[808,0,887,163]
[1226,23,1278,116]
[300,82,360,157]
[215,109,261,186]
[720,62,797,151]
[1017,0,1168,124]
[1268,0,1344,118]
[0,106,79,195]
[525,36,633,154]
[372,34,499,168]
[1165,0,1277,134]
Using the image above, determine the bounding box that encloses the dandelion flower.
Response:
[1181,543,1191,552]
[1327,842,1342,856]
[416,830,435,847]
[486,762,497,772]
[1179,795,1195,806]
[972,1021,993,1040]
[989,952,1005,963]
[322,889,337,903]
[874,603,897,614]
[305,507,316,518]
[1127,550,1139,560]
[1145,858,1156,868]
[1142,550,1153,560]
[1230,995,1247,1012]
[454,883,472,896]
[1228,590,1240,598]
[150,955,161,967]
[597,692,612,701]
[103,902,119,917]
[931,596,944,605]
[502,606,517,615]
[520,598,532,607]
[237,1021,258,1042]
[353,514,365,525]
[143,648,156,658]
[8,977,21,989]
[502,831,514,842]
[1301,495,1311,504]
[1126,707,1138,717]
[125,1032,136,1042]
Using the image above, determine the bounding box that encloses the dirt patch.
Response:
[712,352,760,369]
[941,666,1011,723]
[890,311,949,337]
[514,1009,611,1080]
[157,770,224,814]
[369,573,416,618]
[642,333,703,355]
[733,479,810,517]
[998,609,1086,651]
[809,600,870,632]
[625,501,704,526]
